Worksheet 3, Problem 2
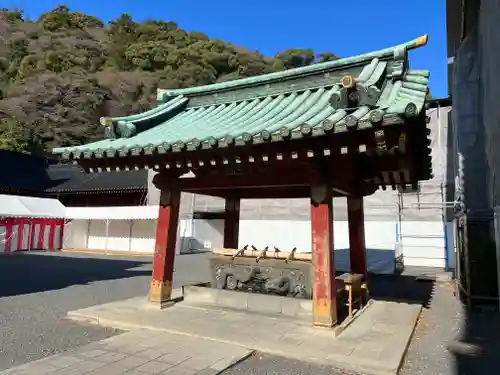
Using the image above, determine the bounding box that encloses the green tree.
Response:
[0,8,24,24]
[37,5,71,31]
[316,52,339,63]
[0,118,30,152]
[0,7,337,150]
[1,37,29,83]
[105,13,138,70]
[275,48,315,69]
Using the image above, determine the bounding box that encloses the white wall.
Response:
[239,219,446,270]
[399,221,446,268]
[64,218,204,254]
[85,219,156,253]
[192,219,224,250]
[130,220,156,253]
[63,216,446,270]
[87,220,107,250]
[63,220,88,249]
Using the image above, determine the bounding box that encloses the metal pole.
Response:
[188,193,196,252]
[442,182,449,271]
[129,220,133,252]
[104,218,109,255]
[86,219,91,248]
[28,219,33,251]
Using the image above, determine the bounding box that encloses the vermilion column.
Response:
[310,182,337,327]
[347,196,367,280]
[149,185,181,307]
[223,195,240,249]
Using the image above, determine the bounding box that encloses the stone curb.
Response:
[396,304,424,374]
[334,298,375,337]
[211,350,255,374]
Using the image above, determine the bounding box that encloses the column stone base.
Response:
[312,298,337,328]
[148,280,174,309]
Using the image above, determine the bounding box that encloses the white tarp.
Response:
[65,205,158,220]
[0,194,65,218]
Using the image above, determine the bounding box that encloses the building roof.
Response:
[54,35,430,160]
[0,150,53,195]
[45,164,147,194]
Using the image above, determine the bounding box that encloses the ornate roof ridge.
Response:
[156,35,428,102]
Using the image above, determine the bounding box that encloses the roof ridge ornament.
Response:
[391,46,407,80]
[116,121,136,138]
[408,34,428,50]
[155,35,429,100]
[330,65,385,111]
[104,125,117,139]
[99,95,188,140]
[390,35,428,81]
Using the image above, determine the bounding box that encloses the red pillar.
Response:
[310,182,337,327]
[149,186,181,307]
[223,195,240,249]
[347,196,367,280]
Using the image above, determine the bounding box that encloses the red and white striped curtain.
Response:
[0,218,64,253]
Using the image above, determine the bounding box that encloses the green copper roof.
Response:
[54,35,430,160]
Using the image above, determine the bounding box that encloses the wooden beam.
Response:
[213,248,312,261]
[188,186,309,199]
[187,186,358,199]
[177,170,311,191]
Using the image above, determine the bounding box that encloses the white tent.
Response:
[65,206,158,220]
[0,194,65,218]
[63,206,162,253]
[0,194,66,253]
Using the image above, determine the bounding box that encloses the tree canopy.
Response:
[0,6,338,152]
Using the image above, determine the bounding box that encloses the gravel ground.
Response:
[400,281,461,375]
[0,251,212,370]
[401,280,500,375]
[222,352,359,375]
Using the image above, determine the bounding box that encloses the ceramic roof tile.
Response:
[45,164,147,193]
[54,35,430,160]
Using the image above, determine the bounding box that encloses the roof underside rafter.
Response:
[54,35,430,161]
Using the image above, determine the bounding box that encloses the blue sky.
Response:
[10,0,447,97]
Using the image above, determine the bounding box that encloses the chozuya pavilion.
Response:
[54,35,432,328]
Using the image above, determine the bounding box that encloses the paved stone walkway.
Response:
[0,330,253,375]
[66,292,422,375]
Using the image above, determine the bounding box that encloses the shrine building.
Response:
[53,35,432,327]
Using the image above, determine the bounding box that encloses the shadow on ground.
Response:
[0,252,152,297]
[368,273,435,307]
[451,305,500,375]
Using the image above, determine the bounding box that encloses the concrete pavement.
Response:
[0,330,253,375]
[65,290,422,375]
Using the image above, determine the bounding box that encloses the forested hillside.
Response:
[0,6,338,152]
